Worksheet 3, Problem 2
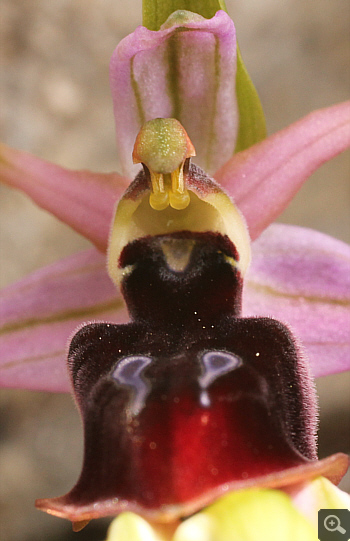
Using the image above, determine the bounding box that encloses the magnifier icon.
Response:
[324,514,346,534]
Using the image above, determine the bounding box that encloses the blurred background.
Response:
[1,0,349,539]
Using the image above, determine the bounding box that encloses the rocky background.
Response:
[1,1,349,540]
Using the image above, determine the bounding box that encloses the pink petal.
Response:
[110,10,238,178]
[215,101,350,240]
[0,249,128,392]
[244,224,350,377]
[0,144,129,251]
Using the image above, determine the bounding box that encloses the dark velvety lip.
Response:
[35,312,335,527]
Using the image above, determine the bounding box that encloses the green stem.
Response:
[235,46,266,152]
[143,0,227,30]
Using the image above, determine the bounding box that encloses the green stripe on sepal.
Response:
[235,46,267,153]
[143,0,227,30]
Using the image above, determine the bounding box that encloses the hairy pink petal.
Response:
[110,10,237,178]
[0,144,129,251]
[215,101,350,240]
[243,224,350,377]
[0,249,128,392]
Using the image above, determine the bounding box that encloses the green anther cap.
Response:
[133,118,195,174]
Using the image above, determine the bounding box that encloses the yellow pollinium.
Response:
[133,118,195,211]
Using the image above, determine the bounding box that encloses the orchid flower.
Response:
[1,11,349,392]
[1,0,350,539]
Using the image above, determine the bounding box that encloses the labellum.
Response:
[36,120,348,531]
